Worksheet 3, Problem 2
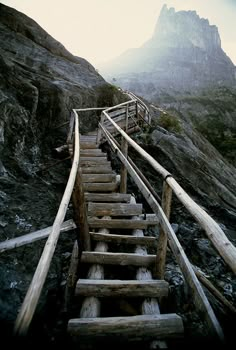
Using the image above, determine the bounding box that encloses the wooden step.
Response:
[84,182,119,192]
[80,142,98,149]
[80,160,111,167]
[88,217,159,229]
[85,193,131,202]
[80,156,107,162]
[68,314,184,340]
[80,149,103,157]
[82,174,116,183]
[81,251,155,266]
[90,232,157,247]
[75,279,168,298]
[88,203,143,217]
[82,166,112,174]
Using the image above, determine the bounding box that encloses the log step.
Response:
[82,174,116,183]
[90,232,157,247]
[81,251,155,267]
[84,182,119,193]
[80,156,107,162]
[80,149,103,157]
[80,142,98,149]
[88,217,159,229]
[68,314,184,340]
[85,193,131,202]
[80,160,111,167]
[82,166,112,174]
[76,279,169,298]
[88,203,143,217]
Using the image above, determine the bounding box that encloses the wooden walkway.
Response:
[67,133,184,347]
[10,92,235,345]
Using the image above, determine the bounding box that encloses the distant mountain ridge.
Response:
[100,4,236,98]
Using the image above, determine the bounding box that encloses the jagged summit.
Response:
[146,4,221,54]
[100,5,235,97]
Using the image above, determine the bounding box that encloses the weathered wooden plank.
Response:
[68,314,184,340]
[82,166,112,174]
[80,156,107,162]
[85,193,131,203]
[90,232,157,247]
[82,174,116,183]
[88,217,159,229]
[80,150,103,157]
[76,279,169,298]
[84,182,118,192]
[80,142,98,149]
[81,252,156,266]
[0,219,76,253]
[88,203,143,217]
[155,182,173,279]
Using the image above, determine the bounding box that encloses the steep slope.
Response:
[0,4,124,338]
[0,3,123,176]
[100,5,236,98]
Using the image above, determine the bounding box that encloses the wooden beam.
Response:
[0,220,76,253]
[82,174,116,183]
[155,182,173,279]
[76,279,169,298]
[85,193,131,203]
[81,251,156,267]
[90,232,157,247]
[73,167,90,251]
[82,166,112,174]
[88,217,159,229]
[88,203,143,217]
[83,182,118,193]
[68,314,183,340]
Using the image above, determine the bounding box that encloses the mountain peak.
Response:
[149,5,221,53]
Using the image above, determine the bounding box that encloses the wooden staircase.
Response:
[67,134,184,347]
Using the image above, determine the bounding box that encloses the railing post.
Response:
[136,100,139,126]
[155,181,172,279]
[96,112,105,145]
[72,167,91,251]
[120,105,129,193]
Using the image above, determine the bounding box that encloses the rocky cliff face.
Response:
[0,4,124,337]
[100,5,236,97]
[0,3,123,176]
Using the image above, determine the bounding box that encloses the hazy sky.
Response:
[1,0,236,66]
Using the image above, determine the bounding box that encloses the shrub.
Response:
[158,113,181,133]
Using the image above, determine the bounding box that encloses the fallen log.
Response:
[0,219,76,253]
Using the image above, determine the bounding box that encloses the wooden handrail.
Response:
[100,110,236,275]
[14,114,80,336]
[100,124,224,340]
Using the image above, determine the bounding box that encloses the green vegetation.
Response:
[158,113,182,133]
[196,118,236,165]
[96,84,125,107]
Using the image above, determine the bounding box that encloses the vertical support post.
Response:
[96,112,105,145]
[155,181,173,279]
[72,167,91,251]
[136,100,139,126]
[120,105,129,193]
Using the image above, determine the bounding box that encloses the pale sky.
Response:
[1,0,236,66]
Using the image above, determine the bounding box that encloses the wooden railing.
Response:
[97,100,236,340]
[13,113,80,335]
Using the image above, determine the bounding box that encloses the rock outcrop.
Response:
[100,5,236,98]
[0,3,123,176]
